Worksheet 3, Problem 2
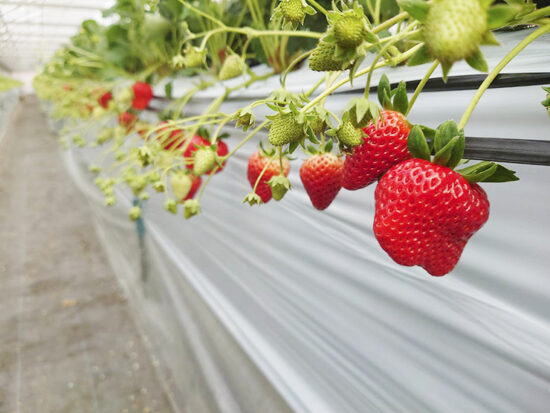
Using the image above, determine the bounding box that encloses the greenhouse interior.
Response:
[1,0,550,412]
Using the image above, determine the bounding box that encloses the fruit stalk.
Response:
[458,25,550,129]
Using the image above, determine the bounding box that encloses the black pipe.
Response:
[464,137,550,166]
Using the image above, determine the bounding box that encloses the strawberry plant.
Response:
[34,0,550,276]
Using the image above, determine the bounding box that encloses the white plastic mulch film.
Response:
[48,30,550,413]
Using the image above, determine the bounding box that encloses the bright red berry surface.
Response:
[131,82,153,110]
[98,91,112,109]
[373,158,490,276]
[343,110,411,190]
[300,153,344,211]
[184,175,202,201]
[247,151,290,203]
[215,140,229,173]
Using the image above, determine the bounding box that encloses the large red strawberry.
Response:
[373,158,490,276]
[131,82,154,110]
[343,110,411,190]
[300,153,344,210]
[184,135,211,170]
[247,151,290,203]
[214,140,229,174]
[98,91,112,109]
[184,175,202,201]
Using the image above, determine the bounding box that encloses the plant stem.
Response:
[406,60,439,115]
[281,49,313,87]
[458,25,550,129]
[223,120,270,159]
[307,0,329,17]
[253,154,277,193]
[372,12,408,34]
[301,43,422,113]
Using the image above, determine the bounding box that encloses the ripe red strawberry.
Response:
[98,91,112,109]
[247,151,290,203]
[343,110,411,190]
[214,140,229,174]
[300,153,344,210]
[374,158,490,276]
[184,135,211,170]
[118,111,137,130]
[184,175,202,201]
[131,82,153,110]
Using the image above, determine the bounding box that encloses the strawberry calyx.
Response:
[268,174,291,201]
[377,74,409,115]
[407,120,519,183]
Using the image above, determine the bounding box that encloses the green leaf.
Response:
[377,74,391,107]
[288,140,300,154]
[324,139,334,153]
[392,81,409,114]
[447,131,465,169]
[407,44,433,66]
[457,162,519,183]
[407,125,431,161]
[164,82,173,99]
[398,0,430,22]
[441,61,453,83]
[541,97,550,107]
[481,31,501,46]
[466,49,488,73]
[419,125,436,141]
[433,136,460,167]
[434,120,459,152]
[487,5,519,29]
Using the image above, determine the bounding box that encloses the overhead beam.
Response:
[4,21,81,27]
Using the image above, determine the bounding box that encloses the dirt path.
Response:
[0,97,174,413]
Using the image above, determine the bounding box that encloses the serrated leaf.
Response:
[377,74,391,107]
[393,81,409,114]
[398,0,430,22]
[407,44,433,66]
[407,125,431,161]
[433,136,460,166]
[466,49,489,73]
[487,5,519,29]
[434,120,459,152]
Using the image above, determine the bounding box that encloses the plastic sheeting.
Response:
[46,29,550,413]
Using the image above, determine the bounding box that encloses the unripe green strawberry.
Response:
[280,0,306,23]
[337,122,363,148]
[268,113,304,146]
[423,0,487,64]
[182,46,205,68]
[268,175,291,201]
[219,55,245,80]
[334,15,367,49]
[170,172,192,200]
[193,147,217,175]
[309,41,344,72]
[310,117,326,134]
